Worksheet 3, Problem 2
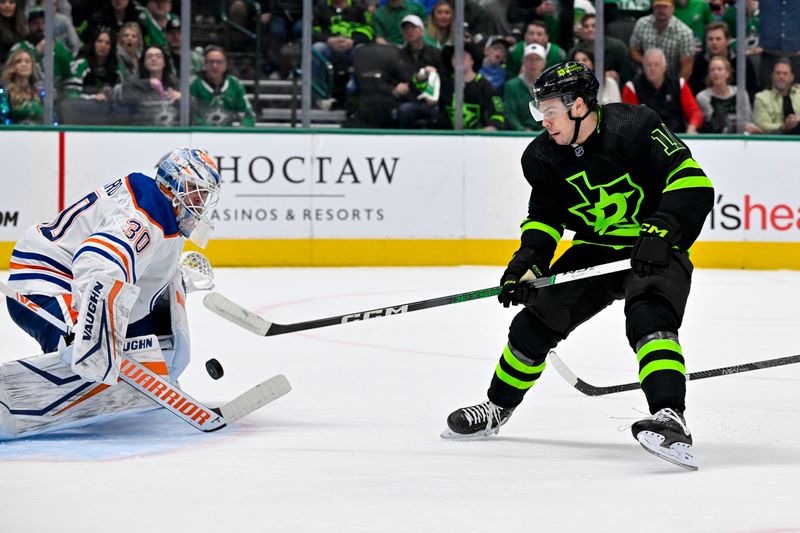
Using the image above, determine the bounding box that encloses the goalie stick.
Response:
[204,259,631,337]
[0,281,290,432]
[549,350,800,396]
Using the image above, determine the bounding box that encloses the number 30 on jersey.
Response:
[123,219,151,254]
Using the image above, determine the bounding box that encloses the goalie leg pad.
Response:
[71,273,140,385]
[0,335,167,440]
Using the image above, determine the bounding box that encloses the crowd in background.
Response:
[0,0,797,134]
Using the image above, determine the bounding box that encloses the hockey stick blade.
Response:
[205,259,631,337]
[549,351,800,396]
[217,374,291,423]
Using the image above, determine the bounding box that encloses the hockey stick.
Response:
[549,350,800,396]
[204,259,631,337]
[0,282,290,432]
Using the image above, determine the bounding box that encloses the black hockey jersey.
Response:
[518,103,713,262]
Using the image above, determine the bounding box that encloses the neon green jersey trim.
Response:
[663,176,714,193]
[636,338,682,362]
[665,158,702,185]
[639,360,686,382]
[495,364,538,390]
[521,220,562,244]
[503,345,547,374]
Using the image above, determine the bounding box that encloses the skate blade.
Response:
[440,426,500,440]
[637,431,698,471]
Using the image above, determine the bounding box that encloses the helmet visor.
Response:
[528,96,572,121]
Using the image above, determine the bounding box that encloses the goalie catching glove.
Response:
[631,214,680,277]
[180,251,215,293]
[498,247,548,307]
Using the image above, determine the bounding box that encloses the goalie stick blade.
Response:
[119,357,228,432]
[218,374,291,424]
[204,292,273,336]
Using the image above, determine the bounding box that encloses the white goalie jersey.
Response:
[8,173,184,325]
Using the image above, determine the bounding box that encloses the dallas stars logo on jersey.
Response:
[566,171,644,236]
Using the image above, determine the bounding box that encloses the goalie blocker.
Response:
[67,272,140,385]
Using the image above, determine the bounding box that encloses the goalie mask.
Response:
[156,148,221,248]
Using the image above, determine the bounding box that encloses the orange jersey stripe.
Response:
[53,383,111,415]
[83,238,132,282]
[106,280,124,365]
[8,262,74,279]
[126,176,180,238]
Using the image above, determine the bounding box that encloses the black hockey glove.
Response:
[498,247,548,307]
[631,215,680,277]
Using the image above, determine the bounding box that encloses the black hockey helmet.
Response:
[529,61,599,121]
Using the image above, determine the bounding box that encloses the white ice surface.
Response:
[2,267,800,532]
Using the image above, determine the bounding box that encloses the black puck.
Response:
[205,358,224,380]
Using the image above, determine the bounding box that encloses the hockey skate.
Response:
[631,408,697,471]
[440,400,515,439]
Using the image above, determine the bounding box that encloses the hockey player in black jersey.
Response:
[442,61,714,470]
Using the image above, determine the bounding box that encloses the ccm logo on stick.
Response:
[341,305,409,323]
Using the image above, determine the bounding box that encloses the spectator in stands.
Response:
[688,21,759,102]
[721,0,760,57]
[190,45,255,127]
[64,26,120,101]
[689,22,760,100]
[572,48,621,103]
[507,0,558,40]
[673,0,713,51]
[461,0,491,46]
[164,17,202,78]
[696,55,760,134]
[117,20,142,81]
[117,44,179,126]
[757,1,800,90]
[313,0,373,102]
[0,0,26,64]
[0,48,44,124]
[91,0,141,35]
[423,0,453,49]
[503,42,545,132]
[629,0,695,80]
[480,0,514,40]
[60,26,120,124]
[623,47,702,133]
[753,58,800,135]
[374,0,426,46]
[395,13,442,129]
[439,43,505,130]
[27,0,81,54]
[506,20,565,80]
[136,0,177,48]
[605,0,651,45]
[13,8,73,86]
[569,13,635,86]
[479,37,509,93]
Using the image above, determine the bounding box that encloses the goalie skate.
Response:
[632,408,697,471]
[440,400,515,439]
